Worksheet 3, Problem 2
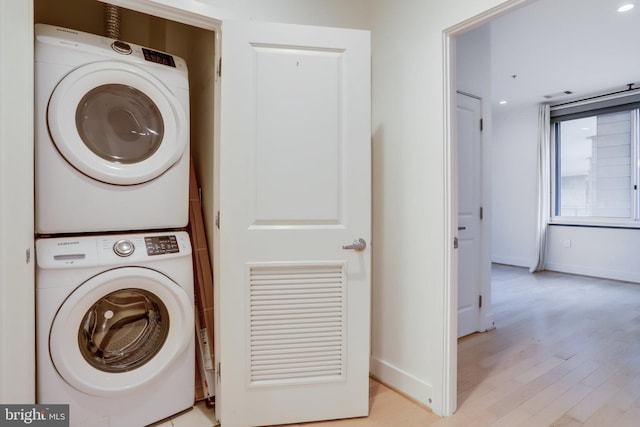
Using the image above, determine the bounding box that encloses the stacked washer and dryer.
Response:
[34,24,195,427]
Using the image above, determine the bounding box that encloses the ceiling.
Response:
[489,0,640,111]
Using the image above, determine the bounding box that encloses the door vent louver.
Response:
[247,263,346,386]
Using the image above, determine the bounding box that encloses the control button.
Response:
[144,235,179,255]
[111,40,132,55]
[113,239,135,257]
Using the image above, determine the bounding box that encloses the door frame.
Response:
[443,0,533,415]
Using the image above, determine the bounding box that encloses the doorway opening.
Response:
[445,0,534,415]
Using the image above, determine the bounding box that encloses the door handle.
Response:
[342,238,366,251]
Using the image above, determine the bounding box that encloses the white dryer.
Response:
[35,24,190,234]
[36,231,195,427]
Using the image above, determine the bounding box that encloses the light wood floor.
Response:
[175,264,640,426]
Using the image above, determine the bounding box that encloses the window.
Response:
[551,93,640,226]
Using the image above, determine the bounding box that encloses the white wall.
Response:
[201,0,371,29]
[491,105,538,267]
[547,226,640,283]
[368,0,527,415]
[456,25,491,98]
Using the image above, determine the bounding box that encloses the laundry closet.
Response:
[31,1,372,425]
[34,1,218,424]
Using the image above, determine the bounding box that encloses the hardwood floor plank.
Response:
[611,398,640,427]
[486,364,571,417]
[514,356,566,384]
[566,382,620,422]
[609,373,640,411]
[549,414,583,427]
[519,382,593,427]
[581,404,624,427]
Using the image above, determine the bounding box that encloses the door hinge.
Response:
[26,248,31,264]
[454,237,458,249]
[480,118,483,131]
[217,362,221,382]
[217,57,222,77]
[479,294,483,309]
[480,206,483,220]
[215,211,220,229]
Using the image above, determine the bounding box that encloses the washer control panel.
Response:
[36,231,191,269]
[144,235,180,256]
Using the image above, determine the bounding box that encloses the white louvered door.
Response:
[247,263,347,385]
[217,21,371,427]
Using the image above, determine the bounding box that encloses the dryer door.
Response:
[49,267,193,396]
[47,61,188,185]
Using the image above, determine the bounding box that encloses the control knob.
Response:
[111,40,132,55]
[113,239,135,257]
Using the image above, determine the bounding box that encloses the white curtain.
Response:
[530,104,551,272]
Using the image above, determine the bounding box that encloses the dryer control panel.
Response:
[35,24,188,78]
[142,48,176,67]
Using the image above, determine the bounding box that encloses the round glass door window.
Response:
[76,84,164,164]
[46,61,188,185]
[78,288,169,373]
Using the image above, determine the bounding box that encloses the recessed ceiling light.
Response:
[499,100,508,105]
[618,3,634,12]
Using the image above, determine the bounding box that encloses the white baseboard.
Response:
[482,312,495,331]
[491,255,531,268]
[544,262,640,284]
[369,356,432,408]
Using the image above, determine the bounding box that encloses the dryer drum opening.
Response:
[76,84,164,164]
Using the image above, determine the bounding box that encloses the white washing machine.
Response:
[35,23,190,234]
[36,231,195,427]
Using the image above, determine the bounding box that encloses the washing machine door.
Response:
[49,267,193,396]
[47,61,188,185]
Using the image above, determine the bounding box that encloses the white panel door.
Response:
[457,92,483,338]
[217,20,371,427]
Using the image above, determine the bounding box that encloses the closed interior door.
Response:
[457,92,483,338]
[217,20,371,427]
